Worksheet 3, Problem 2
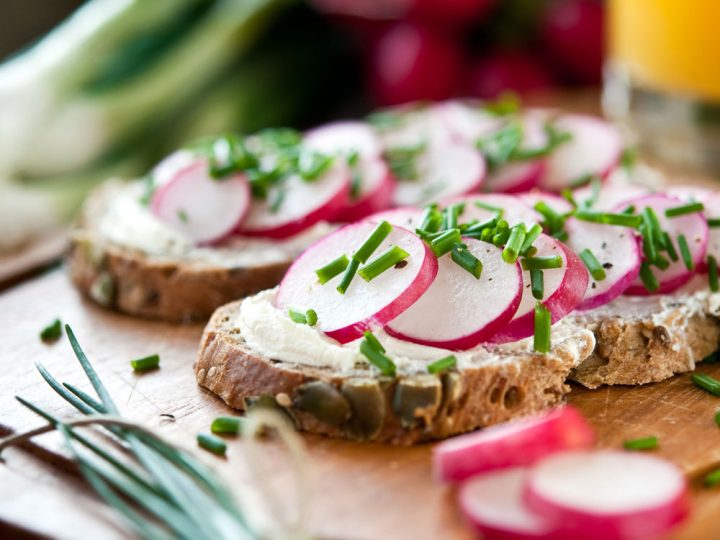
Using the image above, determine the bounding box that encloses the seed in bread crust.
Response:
[393,375,442,428]
[341,378,386,441]
[293,381,352,427]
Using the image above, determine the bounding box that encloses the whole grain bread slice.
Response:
[195,300,595,445]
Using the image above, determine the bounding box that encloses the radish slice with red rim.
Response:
[340,158,395,221]
[363,207,423,230]
[304,121,381,158]
[434,406,595,483]
[488,234,589,344]
[151,150,197,188]
[276,221,437,344]
[384,238,522,350]
[459,468,559,540]
[524,450,690,540]
[539,114,622,192]
[239,161,350,239]
[623,194,708,295]
[564,217,641,310]
[436,100,502,143]
[150,159,250,245]
[485,161,545,194]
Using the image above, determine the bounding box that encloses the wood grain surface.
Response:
[1,270,720,539]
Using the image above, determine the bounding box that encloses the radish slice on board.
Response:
[150,159,250,245]
[623,194,708,295]
[524,450,689,540]
[488,234,589,344]
[539,114,622,192]
[276,221,437,344]
[434,406,595,483]
[564,217,642,310]
[459,468,559,540]
[363,207,423,230]
[305,122,394,221]
[385,238,522,349]
[239,161,350,239]
[151,150,196,187]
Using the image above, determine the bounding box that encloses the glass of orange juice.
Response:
[604,0,720,172]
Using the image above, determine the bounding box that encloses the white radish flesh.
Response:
[150,159,250,245]
[384,238,522,349]
[434,406,595,483]
[564,217,641,310]
[304,121,381,158]
[437,100,502,143]
[454,193,540,228]
[573,181,649,212]
[340,157,395,222]
[239,161,350,239]
[488,234,589,344]
[363,207,423,230]
[485,161,544,194]
[276,221,437,344]
[539,114,622,192]
[624,194,708,295]
[459,468,559,540]
[525,450,689,540]
[518,190,574,216]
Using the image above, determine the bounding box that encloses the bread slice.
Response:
[195,300,596,445]
[68,181,329,323]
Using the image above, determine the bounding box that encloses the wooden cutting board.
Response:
[1,269,720,540]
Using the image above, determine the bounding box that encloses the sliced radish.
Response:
[524,450,689,540]
[341,158,395,222]
[239,161,350,239]
[276,221,437,344]
[539,114,622,192]
[564,217,641,310]
[488,234,589,344]
[573,181,649,212]
[666,185,713,203]
[624,194,708,295]
[702,191,720,273]
[518,190,574,216]
[485,161,545,194]
[384,238,522,349]
[434,406,595,483]
[436,100,502,143]
[453,193,540,228]
[304,121,382,158]
[391,138,486,207]
[363,206,423,230]
[150,159,250,245]
[151,150,197,187]
[459,468,559,540]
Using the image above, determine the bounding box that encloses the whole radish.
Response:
[406,0,496,28]
[466,50,554,100]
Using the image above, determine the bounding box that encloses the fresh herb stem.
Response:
[530,269,544,300]
[709,256,719,292]
[363,330,386,353]
[474,200,503,215]
[639,262,659,292]
[521,256,563,271]
[451,245,483,279]
[502,225,526,263]
[354,221,393,263]
[533,302,551,354]
[315,255,349,284]
[574,210,642,228]
[40,319,63,343]
[197,433,227,456]
[677,234,694,270]
[705,468,720,487]
[336,258,360,295]
[520,223,543,255]
[708,218,720,228]
[418,204,441,233]
[210,416,243,435]
[579,249,606,281]
[665,202,704,218]
[130,354,159,373]
[306,309,318,327]
[358,246,410,282]
[534,201,564,233]
[444,203,465,229]
[430,229,462,257]
[427,355,457,374]
[360,335,396,376]
[663,232,679,262]
[715,409,720,428]
[288,308,308,325]
[623,436,659,451]
[692,373,720,396]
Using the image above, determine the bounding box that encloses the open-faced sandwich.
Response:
[195,180,720,444]
[69,99,639,323]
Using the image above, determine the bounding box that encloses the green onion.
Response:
[298,150,334,181]
[354,221,393,263]
[521,256,563,271]
[639,262,659,292]
[623,436,659,451]
[363,330,386,353]
[475,120,523,169]
[306,309,318,327]
[715,409,720,428]
[430,229,462,257]
[709,256,719,292]
[427,355,457,374]
[130,354,159,373]
[692,373,720,396]
[444,203,465,229]
[530,269,544,300]
[520,223,543,255]
[643,207,665,250]
[463,217,498,238]
[654,254,670,271]
[639,224,657,264]
[677,234,695,271]
[492,230,511,247]
[268,189,285,213]
[665,202,704,218]
[40,319,62,343]
[708,218,720,228]
[496,219,509,231]
[197,433,227,456]
[210,416,243,435]
[533,302,551,353]
[534,201,564,233]
[561,188,577,208]
[579,249,606,281]
[288,308,307,324]
[552,230,569,242]
[663,232,679,262]
[474,200,503,214]
[705,468,720,488]
[502,225,527,263]
[336,258,360,295]
[315,254,350,284]
[358,246,410,282]
[622,204,636,215]
[574,210,642,228]
[419,204,441,233]
[451,245,483,279]
[384,143,425,180]
[360,336,396,376]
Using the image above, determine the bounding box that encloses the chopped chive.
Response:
[451,245,483,279]
[360,339,396,376]
[306,309,318,327]
[709,256,719,292]
[315,254,350,284]
[40,319,62,343]
[574,210,642,228]
[623,436,659,451]
[354,221,393,263]
[708,218,720,228]
[639,262,659,292]
[692,373,720,396]
[363,330,386,353]
[336,258,360,295]
[130,354,160,372]
[530,269,544,300]
[521,256,563,271]
[525,246,538,257]
[475,200,503,215]
[643,207,665,250]
[677,234,694,271]
[579,249,606,281]
[663,232,679,262]
[705,468,720,488]
[177,209,189,223]
[463,217,498,238]
[665,202,704,218]
[533,302,551,354]
[552,230,569,242]
[561,188,577,208]
[358,246,410,282]
[268,189,285,213]
[288,308,307,324]
[197,433,227,456]
[430,229,462,257]
[444,203,465,229]
[534,201,564,233]
[654,254,670,271]
[622,204,636,215]
[496,219,509,231]
[211,416,243,435]
[418,204,442,233]
[492,229,511,247]
[427,355,457,374]
[502,225,527,263]
[715,409,720,428]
